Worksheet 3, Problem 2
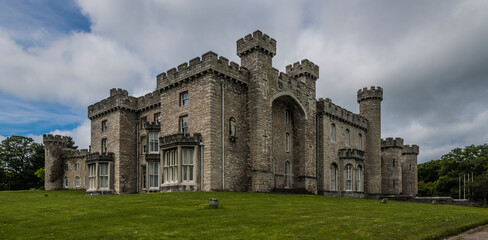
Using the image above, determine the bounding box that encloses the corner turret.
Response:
[237,30,276,58]
[357,86,383,103]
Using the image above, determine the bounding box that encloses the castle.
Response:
[43,30,419,198]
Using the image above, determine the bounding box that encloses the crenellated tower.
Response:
[357,86,383,197]
[381,137,403,195]
[43,134,69,190]
[402,144,419,196]
[237,30,276,192]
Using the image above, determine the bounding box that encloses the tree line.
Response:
[418,144,488,205]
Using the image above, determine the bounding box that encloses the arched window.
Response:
[345,129,350,146]
[358,133,362,149]
[284,161,291,188]
[330,164,337,191]
[64,177,68,188]
[356,165,362,191]
[330,123,336,142]
[346,164,352,191]
[75,176,80,188]
[285,109,291,125]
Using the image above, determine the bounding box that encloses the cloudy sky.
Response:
[0,0,487,163]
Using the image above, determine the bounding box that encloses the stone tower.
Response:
[381,137,403,195]
[402,144,419,196]
[357,86,383,197]
[237,30,276,192]
[43,134,69,190]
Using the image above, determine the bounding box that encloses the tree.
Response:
[65,136,78,150]
[0,136,45,190]
[469,172,488,206]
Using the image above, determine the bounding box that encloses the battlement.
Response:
[143,121,161,131]
[160,133,202,147]
[317,98,368,130]
[403,145,419,155]
[285,59,319,80]
[156,51,249,91]
[357,86,383,103]
[137,90,161,111]
[237,30,276,57]
[338,148,365,160]
[66,149,89,159]
[43,134,69,145]
[88,88,138,119]
[86,152,115,163]
[381,137,404,149]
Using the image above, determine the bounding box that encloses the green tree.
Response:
[469,172,488,206]
[0,136,45,190]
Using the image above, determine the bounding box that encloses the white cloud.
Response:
[0,135,6,142]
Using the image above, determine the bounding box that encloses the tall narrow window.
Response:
[149,132,159,153]
[356,165,362,191]
[345,129,350,147]
[182,148,194,181]
[285,133,290,153]
[392,158,396,168]
[75,163,79,171]
[102,138,108,154]
[141,136,147,154]
[149,162,159,188]
[99,163,109,189]
[142,166,147,189]
[229,117,236,139]
[331,164,337,191]
[180,115,188,134]
[88,164,96,190]
[330,123,336,142]
[64,177,68,188]
[284,161,291,188]
[358,133,362,149]
[141,117,147,128]
[75,176,80,188]
[285,110,291,125]
[164,149,177,183]
[64,164,68,171]
[154,113,161,124]
[180,91,188,106]
[346,164,352,191]
[102,120,108,132]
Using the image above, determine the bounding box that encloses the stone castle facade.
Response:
[43,30,419,198]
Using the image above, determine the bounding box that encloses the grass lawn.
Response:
[1,191,488,239]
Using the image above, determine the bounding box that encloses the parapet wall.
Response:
[237,30,276,57]
[88,88,138,119]
[338,148,365,160]
[317,98,368,130]
[43,134,69,146]
[66,149,89,159]
[381,137,404,149]
[136,90,161,111]
[285,59,319,80]
[403,145,419,155]
[357,86,383,103]
[156,51,249,91]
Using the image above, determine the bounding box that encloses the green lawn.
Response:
[0,191,487,239]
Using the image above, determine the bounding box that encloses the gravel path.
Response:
[445,224,488,240]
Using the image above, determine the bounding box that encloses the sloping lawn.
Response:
[0,191,487,239]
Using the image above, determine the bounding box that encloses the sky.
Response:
[0,0,487,164]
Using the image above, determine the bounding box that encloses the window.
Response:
[229,117,236,139]
[346,165,352,191]
[99,163,109,189]
[102,138,108,154]
[149,132,159,153]
[330,123,336,142]
[180,91,188,106]
[345,129,350,146]
[102,120,108,132]
[356,165,362,191]
[64,164,68,171]
[409,164,412,171]
[392,158,396,168]
[154,113,161,124]
[75,163,79,172]
[64,177,68,188]
[285,133,290,153]
[330,164,337,191]
[358,133,362,149]
[141,136,147,154]
[285,110,291,125]
[182,148,194,181]
[142,166,147,189]
[141,117,147,128]
[75,176,80,188]
[88,164,96,190]
[149,162,159,188]
[284,161,291,188]
[163,149,177,183]
[180,115,188,134]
